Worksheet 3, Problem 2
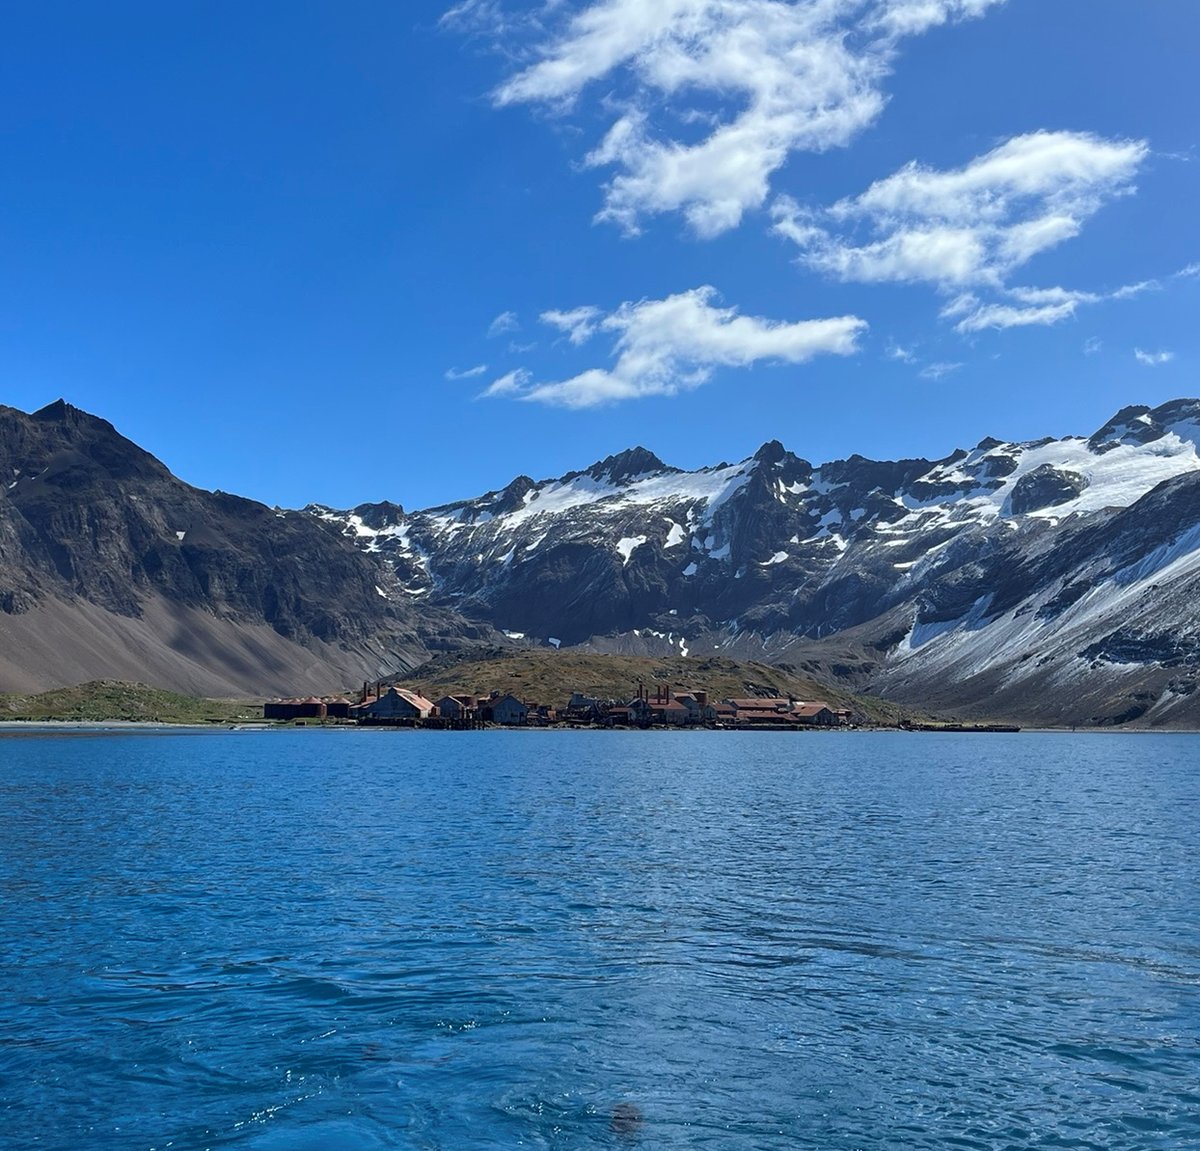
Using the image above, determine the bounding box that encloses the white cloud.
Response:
[943,280,1157,333]
[481,368,533,397]
[541,305,603,345]
[487,310,520,337]
[440,0,523,36]
[1082,337,1103,356]
[479,0,1006,236]
[871,0,1005,37]
[774,130,1149,289]
[444,364,489,380]
[1134,348,1174,366]
[482,286,866,408]
[886,341,917,363]
[1177,262,1200,279]
[947,297,1077,332]
[918,360,963,380]
[771,130,1152,335]
[441,0,495,26]
[1109,280,1158,300]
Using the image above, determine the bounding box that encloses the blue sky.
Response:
[1,1,1196,510]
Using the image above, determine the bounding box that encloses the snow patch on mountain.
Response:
[1112,521,1200,588]
[889,510,1200,698]
[616,535,648,565]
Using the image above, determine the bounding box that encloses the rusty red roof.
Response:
[792,702,834,717]
[395,689,435,710]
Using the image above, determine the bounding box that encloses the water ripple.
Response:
[1,730,1198,1149]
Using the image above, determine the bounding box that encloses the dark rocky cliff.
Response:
[0,401,488,694]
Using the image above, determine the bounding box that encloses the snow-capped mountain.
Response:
[313,398,1200,725]
[2,395,1196,723]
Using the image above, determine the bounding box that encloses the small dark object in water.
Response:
[611,1102,643,1136]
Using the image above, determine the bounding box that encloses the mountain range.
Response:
[3,397,1198,726]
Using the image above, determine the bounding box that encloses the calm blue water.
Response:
[1,730,1198,1150]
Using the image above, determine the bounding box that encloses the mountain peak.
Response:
[350,500,406,530]
[491,474,536,514]
[33,398,73,421]
[582,446,671,485]
[748,438,812,482]
[12,399,164,483]
[32,399,108,431]
[753,439,787,466]
[1089,403,1163,451]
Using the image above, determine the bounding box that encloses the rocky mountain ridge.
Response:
[3,394,1198,725]
[0,400,490,694]
[313,398,1200,726]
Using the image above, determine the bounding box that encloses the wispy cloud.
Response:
[943,280,1157,333]
[468,0,1005,237]
[440,0,521,37]
[481,368,533,397]
[919,360,963,380]
[1083,336,1103,356]
[441,0,495,27]
[886,341,917,363]
[444,364,489,380]
[481,286,866,408]
[871,0,1007,37]
[772,129,1151,333]
[1134,348,1174,366]
[541,306,603,345]
[487,310,520,337]
[773,130,1148,290]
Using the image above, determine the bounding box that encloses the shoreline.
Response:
[0,720,229,734]
[3,720,1199,736]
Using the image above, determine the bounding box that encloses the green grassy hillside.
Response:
[0,680,259,724]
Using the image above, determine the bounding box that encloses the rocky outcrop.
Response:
[1008,464,1088,514]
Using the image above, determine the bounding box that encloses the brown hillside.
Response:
[395,648,910,724]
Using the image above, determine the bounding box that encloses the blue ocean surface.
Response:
[1,729,1198,1150]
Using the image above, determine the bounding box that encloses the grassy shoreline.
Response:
[0,681,261,725]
